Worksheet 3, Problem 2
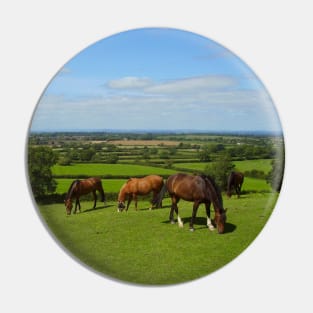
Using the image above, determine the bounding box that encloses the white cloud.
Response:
[31,74,280,132]
[107,75,236,95]
[107,77,153,89]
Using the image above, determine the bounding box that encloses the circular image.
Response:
[27,27,284,285]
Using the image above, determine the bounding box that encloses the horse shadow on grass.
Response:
[82,204,114,213]
[162,216,236,233]
[139,204,172,211]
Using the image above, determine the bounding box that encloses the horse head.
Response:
[214,208,227,234]
[64,199,73,215]
[117,201,126,212]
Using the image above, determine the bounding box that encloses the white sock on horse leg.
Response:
[207,217,215,231]
[177,215,184,228]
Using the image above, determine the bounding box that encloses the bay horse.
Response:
[64,177,105,215]
[226,171,244,198]
[117,175,164,211]
[154,173,227,233]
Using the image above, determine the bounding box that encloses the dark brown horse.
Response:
[117,175,164,211]
[64,177,105,215]
[226,171,244,198]
[154,173,227,233]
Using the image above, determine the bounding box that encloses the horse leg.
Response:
[172,196,183,228]
[236,185,240,198]
[238,184,242,198]
[92,190,97,209]
[134,194,138,210]
[150,191,156,210]
[150,191,159,210]
[169,201,175,224]
[99,186,105,203]
[126,195,132,211]
[189,201,200,232]
[74,198,80,213]
[205,201,215,231]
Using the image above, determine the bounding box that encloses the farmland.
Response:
[28,131,284,285]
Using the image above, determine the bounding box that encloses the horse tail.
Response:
[153,181,167,208]
[97,179,106,202]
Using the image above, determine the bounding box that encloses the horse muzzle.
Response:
[117,202,125,212]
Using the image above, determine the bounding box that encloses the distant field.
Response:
[52,163,177,177]
[108,140,180,146]
[174,159,272,174]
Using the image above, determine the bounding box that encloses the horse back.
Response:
[125,175,163,195]
[167,173,207,201]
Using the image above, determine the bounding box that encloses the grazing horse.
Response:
[154,173,227,233]
[117,175,164,211]
[64,177,105,215]
[226,171,244,198]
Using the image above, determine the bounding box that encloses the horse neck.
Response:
[118,184,127,202]
[66,180,79,200]
[205,177,224,214]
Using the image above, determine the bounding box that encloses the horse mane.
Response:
[65,179,80,200]
[118,182,128,201]
[199,174,224,209]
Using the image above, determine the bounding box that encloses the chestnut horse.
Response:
[117,175,164,211]
[226,171,244,198]
[64,177,105,215]
[154,173,227,233]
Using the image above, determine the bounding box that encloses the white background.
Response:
[1,1,312,312]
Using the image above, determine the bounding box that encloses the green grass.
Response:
[233,159,272,173]
[37,192,278,285]
[241,177,271,192]
[52,163,177,177]
[174,159,272,173]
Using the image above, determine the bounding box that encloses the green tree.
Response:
[79,147,96,161]
[28,146,57,198]
[105,154,119,164]
[199,145,211,162]
[204,152,235,190]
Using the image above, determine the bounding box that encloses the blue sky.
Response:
[31,28,282,132]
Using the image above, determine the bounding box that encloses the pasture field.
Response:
[174,159,273,174]
[52,163,177,178]
[38,192,278,285]
[108,139,180,146]
[55,176,271,195]
[52,159,273,196]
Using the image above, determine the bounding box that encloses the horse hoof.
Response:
[170,220,175,225]
[189,228,195,232]
[209,225,215,231]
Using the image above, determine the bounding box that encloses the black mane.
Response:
[199,174,223,207]
[65,179,80,200]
